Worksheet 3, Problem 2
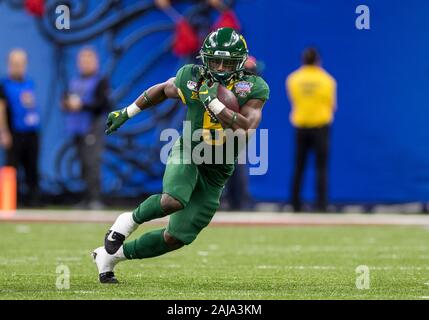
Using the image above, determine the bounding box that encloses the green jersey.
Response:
[174,64,270,186]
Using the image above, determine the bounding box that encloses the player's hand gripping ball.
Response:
[105,108,129,135]
[198,81,219,107]
[198,81,220,121]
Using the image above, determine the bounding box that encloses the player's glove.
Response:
[198,81,219,107]
[199,81,225,121]
[105,108,129,135]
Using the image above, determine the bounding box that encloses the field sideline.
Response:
[1,210,429,300]
[2,210,429,226]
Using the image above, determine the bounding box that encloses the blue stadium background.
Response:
[0,0,428,204]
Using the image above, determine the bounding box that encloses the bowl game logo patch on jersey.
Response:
[234,81,253,98]
[187,80,198,91]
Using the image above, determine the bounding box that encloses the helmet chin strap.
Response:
[207,68,245,85]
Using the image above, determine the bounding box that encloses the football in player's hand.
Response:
[217,85,240,112]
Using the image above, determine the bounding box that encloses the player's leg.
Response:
[94,140,198,283]
[291,128,310,212]
[82,119,104,208]
[124,178,223,260]
[123,173,224,260]
[314,126,330,212]
[22,132,40,206]
[94,178,224,283]
[109,161,203,259]
[166,174,224,247]
[103,195,164,255]
[103,140,198,255]
[93,224,188,284]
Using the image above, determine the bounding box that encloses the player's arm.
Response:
[216,99,264,131]
[198,81,265,132]
[105,77,179,134]
[134,77,179,109]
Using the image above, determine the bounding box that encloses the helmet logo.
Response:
[208,33,217,47]
[224,32,240,46]
[214,51,231,57]
[240,35,248,51]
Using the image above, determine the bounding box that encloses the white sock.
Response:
[110,212,139,237]
[113,246,126,260]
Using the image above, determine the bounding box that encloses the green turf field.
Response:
[1,222,429,299]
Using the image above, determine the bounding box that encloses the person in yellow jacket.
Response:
[286,48,337,212]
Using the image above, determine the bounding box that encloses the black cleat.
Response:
[99,272,119,284]
[104,230,125,254]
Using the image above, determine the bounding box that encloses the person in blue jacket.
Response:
[62,47,111,210]
[0,49,41,207]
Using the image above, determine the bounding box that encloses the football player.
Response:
[92,27,269,283]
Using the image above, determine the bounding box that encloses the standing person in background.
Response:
[62,47,111,210]
[286,48,337,212]
[0,49,41,207]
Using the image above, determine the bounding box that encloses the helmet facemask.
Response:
[199,28,249,83]
[201,52,247,83]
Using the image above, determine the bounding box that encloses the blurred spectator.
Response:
[155,0,227,13]
[62,47,111,210]
[155,0,240,59]
[0,49,41,207]
[286,48,337,212]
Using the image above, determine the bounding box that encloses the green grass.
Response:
[1,222,429,299]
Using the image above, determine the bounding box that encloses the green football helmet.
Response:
[199,27,249,83]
